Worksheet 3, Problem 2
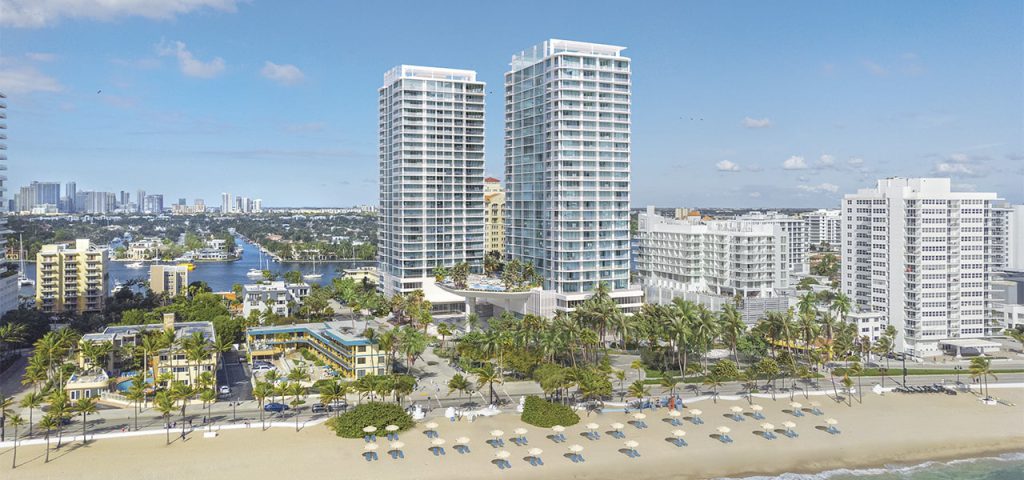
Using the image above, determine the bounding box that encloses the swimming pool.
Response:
[115,377,153,392]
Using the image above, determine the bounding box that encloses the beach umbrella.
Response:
[789,402,803,410]
[389,441,405,450]
[528,448,543,457]
[386,425,400,433]
[610,422,624,431]
[432,438,446,446]
[455,436,470,445]
[490,429,505,438]
[568,444,584,453]
[585,422,599,431]
[552,425,565,433]
[632,413,647,420]
[716,426,731,435]
[761,423,775,432]
[730,406,743,414]
[668,410,681,418]
[624,440,639,449]
[689,409,702,416]
[425,421,439,430]
[671,429,687,438]
[514,427,528,436]
[809,401,821,407]
[495,450,511,459]
[364,442,379,452]
[363,426,378,433]
[750,405,763,412]
[782,421,796,431]
[825,418,838,426]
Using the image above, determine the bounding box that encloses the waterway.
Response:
[19,236,374,295]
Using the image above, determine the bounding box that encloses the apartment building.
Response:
[0,92,17,317]
[804,209,842,249]
[241,280,311,318]
[377,65,486,315]
[504,39,642,312]
[150,264,190,296]
[734,211,808,273]
[840,178,1007,357]
[484,177,505,254]
[247,321,383,379]
[36,239,107,314]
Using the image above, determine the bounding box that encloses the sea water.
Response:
[716,452,1024,480]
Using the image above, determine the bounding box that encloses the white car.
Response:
[219,386,231,395]
[252,365,275,372]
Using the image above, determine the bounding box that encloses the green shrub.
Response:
[325,402,414,438]
[520,396,579,428]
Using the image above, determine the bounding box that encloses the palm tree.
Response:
[73,397,98,444]
[845,356,864,404]
[153,391,176,445]
[613,370,627,401]
[199,389,217,431]
[287,382,306,432]
[18,391,43,438]
[37,415,59,463]
[252,382,272,429]
[472,362,502,405]
[126,382,146,431]
[719,305,745,364]
[7,413,24,468]
[0,323,25,363]
[659,372,678,397]
[317,380,346,416]
[630,359,644,381]
[436,323,453,351]
[831,293,851,324]
[627,379,649,400]
[969,357,996,398]
[46,391,69,448]
[169,381,193,440]
[702,374,724,403]
[447,373,474,399]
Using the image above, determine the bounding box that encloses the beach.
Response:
[3,389,1022,480]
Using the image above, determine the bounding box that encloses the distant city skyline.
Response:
[0,1,1021,207]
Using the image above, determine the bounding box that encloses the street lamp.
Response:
[954,365,963,384]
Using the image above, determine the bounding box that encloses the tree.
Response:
[436,323,453,351]
[718,305,745,364]
[153,391,176,445]
[199,389,217,431]
[659,373,678,397]
[288,382,306,432]
[252,382,273,429]
[74,397,98,444]
[627,379,649,400]
[318,380,348,417]
[702,374,724,403]
[969,357,996,399]
[447,373,474,398]
[169,381,194,440]
[7,413,24,468]
[613,370,627,401]
[37,415,59,463]
[473,363,502,405]
[19,391,43,437]
[126,379,146,431]
[450,262,470,289]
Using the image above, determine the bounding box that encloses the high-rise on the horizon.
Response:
[221,192,232,214]
[136,189,146,213]
[504,39,641,310]
[65,181,77,213]
[841,178,1009,358]
[378,65,485,315]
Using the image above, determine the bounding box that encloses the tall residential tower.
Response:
[378,65,486,315]
[505,39,641,311]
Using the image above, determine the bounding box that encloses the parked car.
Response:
[219,385,231,395]
[253,365,275,373]
[311,404,327,414]
[327,401,348,413]
[264,402,290,413]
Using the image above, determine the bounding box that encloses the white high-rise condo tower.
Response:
[0,92,18,316]
[378,65,485,315]
[505,39,642,313]
[841,178,1009,358]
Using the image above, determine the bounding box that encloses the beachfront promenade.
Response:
[3,386,1021,480]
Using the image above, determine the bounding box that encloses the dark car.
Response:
[311,404,327,414]
[264,402,290,413]
[327,401,348,413]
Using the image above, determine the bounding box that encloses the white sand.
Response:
[3,390,1023,480]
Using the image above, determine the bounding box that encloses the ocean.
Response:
[19,236,375,294]
[716,452,1024,480]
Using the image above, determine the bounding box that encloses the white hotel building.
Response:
[804,209,842,249]
[504,39,642,312]
[378,65,485,315]
[840,178,1009,358]
[734,211,808,273]
[636,208,791,322]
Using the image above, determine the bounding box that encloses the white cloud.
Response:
[748,191,761,198]
[848,157,864,166]
[261,61,305,85]
[158,41,225,78]
[782,155,808,170]
[742,117,773,129]
[798,183,840,194]
[817,154,836,167]
[0,60,63,94]
[934,162,977,176]
[933,152,986,178]
[0,0,239,28]
[25,52,58,62]
[716,160,741,172]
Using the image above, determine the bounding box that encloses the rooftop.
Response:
[248,320,375,346]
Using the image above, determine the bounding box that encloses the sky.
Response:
[1,0,1021,208]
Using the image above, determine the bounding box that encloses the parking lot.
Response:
[217,349,253,401]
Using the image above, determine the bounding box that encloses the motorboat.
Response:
[126,262,145,269]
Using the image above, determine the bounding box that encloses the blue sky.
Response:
[1,0,1021,207]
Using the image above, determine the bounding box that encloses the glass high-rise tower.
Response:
[504,40,640,309]
[378,65,485,313]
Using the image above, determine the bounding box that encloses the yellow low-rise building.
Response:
[246,321,383,379]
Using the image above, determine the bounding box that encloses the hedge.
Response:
[520,396,580,428]
[325,402,414,438]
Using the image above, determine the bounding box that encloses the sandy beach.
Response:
[3,389,1022,480]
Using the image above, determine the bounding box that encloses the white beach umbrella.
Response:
[551,425,566,433]
[689,409,702,416]
[424,421,439,430]
[514,427,528,436]
[431,438,446,446]
[668,410,682,418]
[781,421,796,430]
[671,429,687,438]
[825,418,839,426]
[388,441,405,451]
[455,436,470,445]
[761,423,775,432]
[632,413,647,420]
[568,444,584,453]
[363,442,379,451]
[624,440,639,448]
[528,448,543,457]
[490,429,504,438]
[362,426,378,433]
[716,426,731,435]
[585,423,599,431]
[730,406,743,414]
[495,450,511,459]
[385,425,400,432]
[610,422,625,430]
[750,405,764,412]
[789,402,803,410]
